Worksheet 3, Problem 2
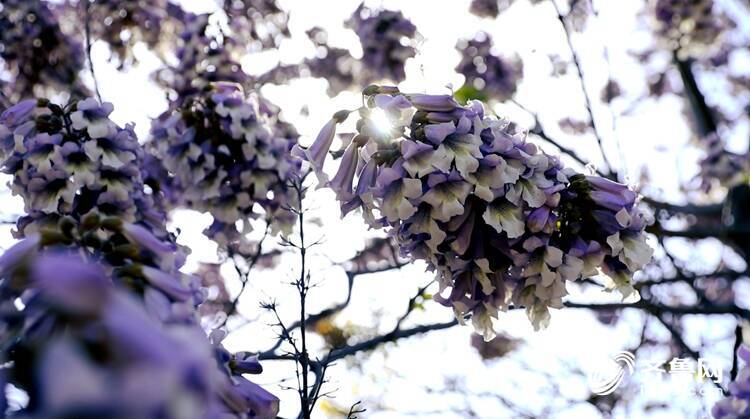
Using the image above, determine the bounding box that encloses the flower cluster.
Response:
[299,86,652,336]
[55,0,187,69]
[221,0,291,52]
[712,345,750,418]
[0,0,88,102]
[455,33,523,102]
[346,3,417,85]
[0,249,278,418]
[0,98,279,418]
[304,27,360,97]
[149,83,301,244]
[652,0,731,57]
[0,98,163,237]
[154,13,249,103]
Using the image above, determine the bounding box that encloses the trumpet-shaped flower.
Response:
[299,86,652,335]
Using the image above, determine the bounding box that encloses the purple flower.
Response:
[409,94,460,112]
[54,0,187,69]
[148,84,302,243]
[653,0,730,58]
[0,96,280,418]
[223,0,291,53]
[456,32,523,101]
[304,118,339,184]
[0,235,40,276]
[230,377,281,419]
[713,344,750,418]
[0,0,89,102]
[299,86,651,335]
[469,0,502,18]
[346,3,417,84]
[328,142,361,200]
[0,99,36,126]
[32,254,111,315]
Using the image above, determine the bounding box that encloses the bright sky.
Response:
[3,0,750,417]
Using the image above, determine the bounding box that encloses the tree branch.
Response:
[673,52,717,137]
[552,0,615,175]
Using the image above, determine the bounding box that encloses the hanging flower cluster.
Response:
[221,0,291,52]
[0,98,279,418]
[149,82,301,245]
[652,0,731,57]
[298,86,652,337]
[713,345,750,418]
[0,252,278,418]
[154,13,249,103]
[304,27,360,97]
[346,3,417,85]
[55,0,188,69]
[0,0,88,103]
[0,98,164,238]
[455,32,523,102]
[257,8,420,97]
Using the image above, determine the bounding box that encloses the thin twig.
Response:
[551,0,615,175]
[219,226,271,328]
[82,0,102,102]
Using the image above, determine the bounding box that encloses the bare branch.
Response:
[551,0,615,175]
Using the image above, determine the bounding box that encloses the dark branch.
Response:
[673,52,717,137]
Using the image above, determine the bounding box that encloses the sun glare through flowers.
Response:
[370,107,394,136]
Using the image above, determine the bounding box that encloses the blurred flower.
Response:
[55,0,187,69]
[346,3,417,85]
[558,117,590,135]
[298,86,652,337]
[470,332,521,360]
[713,345,750,418]
[220,0,291,52]
[304,27,360,97]
[698,134,750,191]
[195,262,232,320]
[0,0,88,102]
[455,32,522,102]
[469,0,502,18]
[652,0,733,58]
[600,79,622,104]
[153,13,249,102]
[0,96,279,419]
[469,0,544,19]
[1,252,278,419]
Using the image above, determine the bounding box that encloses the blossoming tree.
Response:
[0,0,748,418]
